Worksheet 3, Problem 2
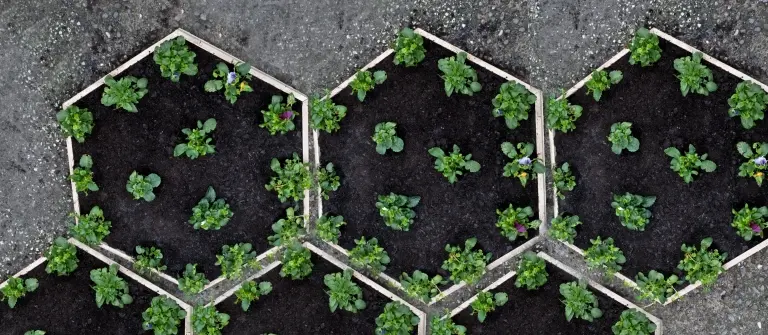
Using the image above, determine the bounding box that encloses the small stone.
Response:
[200,13,207,20]
[748,18,755,24]
[756,27,761,32]
[518,27,525,32]
[101,13,108,19]
[113,12,118,18]
[512,18,519,24]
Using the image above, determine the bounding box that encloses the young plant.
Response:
[348,237,390,273]
[728,81,767,129]
[126,171,161,202]
[559,281,602,322]
[70,154,99,194]
[268,207,306,246]
[731,204,768,241]
[628,27,662,67]
[372,122,404,155]
[515,252,548,290]
[134,246,167,274]
[56,105,94,143]
[350,70,387,102]
[234,280,272,312]
[546,95,583,133]
[177,263,209,296]
[677,237,726,287]
[90,264,132,308]
[612,192,656,231]
[428,144,481,184]
[280,243,313,280]
[153,36,198,82]
[204,62,253,104]
[491,82,536,129]
[496,204,540,241]
[1,276,38,308]
[674,52,717,97]
[24,331,45,335]
[607,122,640,154]
[501,141,545,187]
[260,94,298,135]
[189,186,233,231]
[316,215,346,243]
[399,270,444,303]
[101,75,148,112]
[310,93,348,133]
[635,270,680,304]
[737,141,768,186]
[317,162,340,200]
[553,162,576,199]
[174,118,217,159]
[470,291,508,322]
[430,316,467,335]
[142,296,187,335]
[549,214,582,244]
[265,152,311,202]
[584,237,626,275]
[69,206,112,246]
[375,302,419,335]
[215,243,258,280]
[192,305,230,335]
[612,309,657,335]
[664,144,717,183]
[324,270,366,313]
[393,27,426,67]
[376,192,420,231]
[585,70,623,101]
[44,237,79,276]
[441,237,491,284]
[438,52,481,96]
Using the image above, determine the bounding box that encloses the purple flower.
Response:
[280,110,294,120]
[518,157,532,166]
[755,156,767,166]
[514,222,527,233]
[751,223,762,233]
[226,72,237,84]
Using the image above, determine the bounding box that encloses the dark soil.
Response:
[454,263,626,334]
[319,39,540,282]
[0,249,155,334]
[72,44,302,280]
[556,39,768,279]
[217,253,392,335]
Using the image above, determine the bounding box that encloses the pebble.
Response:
[755,27,761,32]
[101,13,108,19]
[513,18,519,24]
[519,27,525,32]
[200,13,207,21]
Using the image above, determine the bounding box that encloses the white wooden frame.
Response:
[313,28,546,305]
[62,28,310,293]
[548,28,768,305]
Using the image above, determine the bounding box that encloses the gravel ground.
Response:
[0,0,766,333]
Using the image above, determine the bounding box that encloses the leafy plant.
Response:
[45,237,79,276]
[189,186,233,231]
[612,192,656,231]
[607,122,640,154]
[56,105,94,143]
[126,171,162,202]
[546,95,583,133]
[142,296,187,335]
[0,276,38,308]
[69,206,112,246]
[234,280,272,312]
[324,270,366,313]
[215,243,258,280]
[153,36,198,82]
[584,237,626,275]
[737,141,768,186]
[501,142,545,187]
[317,162,340,200]
[316,215,346,243]
[393,27,426,67]
[496,204,540,241]
[470,291,508,322]
[428,144,481,184]
[350,70,387,102]
[664,144,717,183]
[268,207,306,246]
[192,305,230,335]
[585,70,623,101]
[430,316,467,335]
[375,302,419,335]
[70,154,99,194]
[548,214,582,244]
[635,270,680,304]
[260,94,298,135]
[399,270,444,302]
[612,309,657,335]
[280,243,313,280]
[204,62,253,104]
[376,192,420,231]
[310,93,348,133]
[90,264,132,308]
[265,152,311,202]
[560,281,602,322]
[134,246,167,274]
[441,237,491,284]
[174,118,217,159]
[438,52,481,96]
[177,263,209,296]
[674,52,717,96]
[728,81,767,129]
[372,122,405,155]
[553,162,576,199]
[515,251,548,290]
[101,75,149,112]
[349,237,390,273]
[677,237,726,287]
[491,82,536,129]
[24,331,45,335]
[628,27,662,67]
[732,204,768,241]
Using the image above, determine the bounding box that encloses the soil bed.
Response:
[454,263,624,334]
[0,251,155,334]
[320,39,539,281]
[556,39,767,278]
[72,44,302,279]
[217,254,390,334]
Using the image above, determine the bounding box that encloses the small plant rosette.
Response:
[495,204,540,241]
[501,141,545,187]
[664,144,717,183]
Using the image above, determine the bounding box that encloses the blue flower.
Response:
[518,157,532,166]
[494,109,504,116]
[732,109,740,116]
[755,156,767,166]
[226,72,237,84]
